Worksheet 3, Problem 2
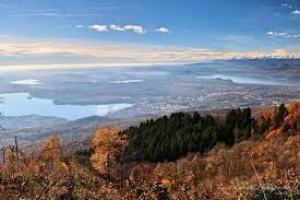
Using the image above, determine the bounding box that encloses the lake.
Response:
[0,93,133,120]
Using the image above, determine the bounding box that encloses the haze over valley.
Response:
[0,58,299,141]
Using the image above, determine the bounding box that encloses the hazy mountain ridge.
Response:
[0,114,154,142]
[1,115,68,131]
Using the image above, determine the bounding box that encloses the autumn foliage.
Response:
[265,102,300,139]
[1,102,300,199]
[90,126,124,184]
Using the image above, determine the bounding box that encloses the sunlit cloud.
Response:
[89,24,108,32]
[291,10,300,15]
[156,27,169,33]
[267,31,288,37]
[109,24,126,31]
[122,25,146,34]
[107,24,146,34]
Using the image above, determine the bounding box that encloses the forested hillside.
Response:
[120,104,288,162]
[0,102,300,199]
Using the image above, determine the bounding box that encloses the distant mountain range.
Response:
[189,58,300,66]
[0,114,153,142]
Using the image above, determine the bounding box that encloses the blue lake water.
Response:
[0,93,133,120]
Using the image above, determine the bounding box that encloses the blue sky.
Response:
[0,0,300,70]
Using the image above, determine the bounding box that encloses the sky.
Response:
[0,0,300,70]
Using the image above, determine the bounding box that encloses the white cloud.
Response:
[123,25,146,34]
[156,27,169,33]
[91,24,146,34]
[109,24,126,31]
[267,31,288,37]
[291,10,300,15]
[266,31,300,38]
[89,24,108,32]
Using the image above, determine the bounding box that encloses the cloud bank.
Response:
[0,36,299,71]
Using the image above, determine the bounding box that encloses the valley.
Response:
[1,59,300,142]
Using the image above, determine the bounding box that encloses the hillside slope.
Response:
[1,102,300,199]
